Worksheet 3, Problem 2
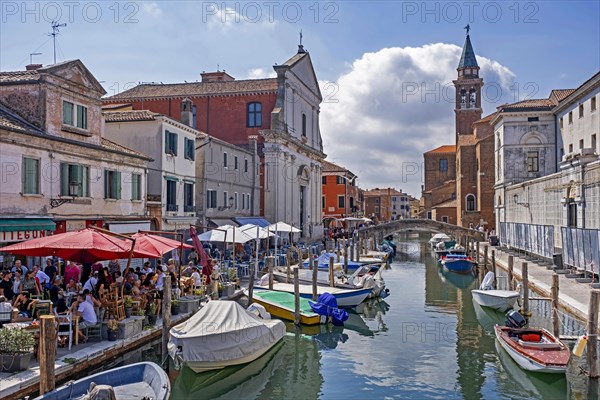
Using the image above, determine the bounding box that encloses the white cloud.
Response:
[141,2,163,18]
[246,68,277,79]
[320,43,516,196]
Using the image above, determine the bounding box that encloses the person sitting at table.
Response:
[49,276,62,305]
[83,270,98,294]
[22,270,39,296]
[142,272,156,289]
[75,293,97,343]
[123,274,135,295]
[191,266,203,290]
[55,290,68,314]
[131,279,142,297]
[64,261,80,288]
[66,278,81,293]
[0,295,13,326]
[95,269,110,302]
[12,292,35,318]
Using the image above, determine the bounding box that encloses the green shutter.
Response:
[63,102,73,125]
[60,163,69,195]
[23,158,39,194]
[82,166,89,197]
[173,133,178,156]
[116,171,122,199]
[165,130,170,154]
[104,170,109,198]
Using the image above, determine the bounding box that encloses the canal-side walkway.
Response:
[479,243,597,326]
[0,312,192,400]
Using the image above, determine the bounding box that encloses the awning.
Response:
[208,218,239,227]
[233,217,270,227]
[108,221,151,234]
[0,218,56,232]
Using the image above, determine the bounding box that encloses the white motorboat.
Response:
[169,301,286,373]
[255,280,371,307]
[429,233,451,248]
[472,272,520,312]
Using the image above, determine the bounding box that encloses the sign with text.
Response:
[0,230,52,243]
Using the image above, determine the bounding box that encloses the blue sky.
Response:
[1,1,599,196]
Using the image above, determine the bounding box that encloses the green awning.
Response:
[0,218,56,232]
[164,175,179,181]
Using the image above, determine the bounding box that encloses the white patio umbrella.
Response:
[268,222,301,267]
[191,225,254,269]
[239,224,275,278]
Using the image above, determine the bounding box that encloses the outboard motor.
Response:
[505,310,527,328]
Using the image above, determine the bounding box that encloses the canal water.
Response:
[72,234,598,399]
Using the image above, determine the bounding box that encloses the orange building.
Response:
[321,160,360,222]
[363,188,408,223]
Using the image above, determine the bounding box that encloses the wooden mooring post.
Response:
[344,240,349,275]
[248,263,255,305]
[329,257,335,287]
[551,274,560,338]
[162,275,172,366]
[476,241,480,264]
[286,255,291,284]
[491,250,497,289]
[522,262,530,317]
[588,290,600,378]
[294,268,300,325]
[312,258,319,301]
[508,255,514,291]
[267,256,274,290]
[483,245,489,272]
[39,315,56,395]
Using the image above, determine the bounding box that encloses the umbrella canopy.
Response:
[193,225,254,244]
[268,222,301,233]
[131,233,193,257]
[0,228,157,264]
[239,224,275,239]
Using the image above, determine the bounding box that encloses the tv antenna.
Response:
[48,21,67,64]
[29,52,42,65]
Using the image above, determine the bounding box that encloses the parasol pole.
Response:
[178,228,183,291]
[89,226,135,275]
[232,229,236,271]
[255,226,260,279]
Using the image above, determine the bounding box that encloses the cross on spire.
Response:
[299,29,303,46]
[464,24,470,35]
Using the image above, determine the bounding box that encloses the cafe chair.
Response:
[81,308,104,342]
[54,311,74,351]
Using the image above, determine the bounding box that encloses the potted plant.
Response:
[0,328,35,372]
[123,296,133,318]
[147,303,158,326]
[171,299,180,316]
[106,319,119,341]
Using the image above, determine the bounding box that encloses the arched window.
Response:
[439,159,448,172]
[302,113,307,136]
[466,194,476,211]
[469,89,476,108]
[460,89,467,108]
[247,102,262,127]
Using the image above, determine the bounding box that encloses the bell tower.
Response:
[453,25,483,137]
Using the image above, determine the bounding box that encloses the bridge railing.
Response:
[561,227,600,275]
[499,222,554,259]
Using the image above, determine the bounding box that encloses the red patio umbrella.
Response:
[131,232,192,257]
[0,228,157,264]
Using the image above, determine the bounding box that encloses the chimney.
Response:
[200,71,235,82]
[26,64,43,71]
[180,98,194,127]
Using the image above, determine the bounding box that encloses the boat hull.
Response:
[255,283,371,307]
[442,259,476,274]
[186,344,279,373]
[251,290,325,325]
[494,326,569,373]
[472,289,519,312]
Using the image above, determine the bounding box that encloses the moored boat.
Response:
[250,290,327,325]
[441,254,477,274]
[472,272,520,312]
[255,281,371,307]
[169,301,286,373]
[35,362,170,400]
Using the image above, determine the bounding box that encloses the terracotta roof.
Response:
[105,78,278,100]
[363,188,405,197]
[101,138,152,160]
[0,70,39,84]
[102,103,132,111]
[549,89,576,104]
[425,145,456,154]
[473,112,497,124]
[322,159,352,174]
[457,134,479,147]
[432,199,457,208]
[0,106,36,134]
[103,110,160,123]
[499,98,554,112]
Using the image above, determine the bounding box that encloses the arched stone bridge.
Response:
[357,219,486,242]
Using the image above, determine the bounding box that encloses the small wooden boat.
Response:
[250,290,326,325]
[494,326,570,373]
[35,362,170,399]
[169,301,286,373]
[472,272,520,312]
[441,254,477,274]
[255,282,371,307]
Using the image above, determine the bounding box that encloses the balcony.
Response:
[166,204,178,212]
[184,205,196,213]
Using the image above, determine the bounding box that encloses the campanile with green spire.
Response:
[453,25,483,137]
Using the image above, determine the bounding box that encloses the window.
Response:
[131,173,141,201]
[526,151,539,172]
[392,197,397,202]
[579,104,584,118]
[592,97,597,112]
[104,170,121,199]
[22,157,40,194]
[580,139,584,149]
[223,152,228,168]
[234,192,238,209]
[223,191,228,208]
[375,198,379,204]
[244,159,248,173]
[247,102,262,127]
[166,179,177,211]
[184,183,194,211]
[234,156,238,170]
[322,176,326,184]
[569,144,573,153]
[442,216,449,223]
[375,206,380,213]
[560,117,563,129]
[165,130,178,155]
[207,189,217,209]
[322,196,325,209]
[192,105,197,129]
[302,113,307,136]
[62,101,87,130]
[439,159,448,172]
[338,195,345,208]
[466,194,476,211]
[528,117,539,122]
[60,163,89,197]
[592,134,597,151]
[242,193,246,210]
[246,193,250,209]
[568,111,573,124]
[184,138,195,160]
[336,176,345,185]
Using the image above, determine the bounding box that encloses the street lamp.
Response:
[218,196,234,211]
[50,181,80,208]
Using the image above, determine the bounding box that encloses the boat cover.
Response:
[309,293,348,326]
[169,301,285,363]
[305,253,362,269]
[480,272,495,290]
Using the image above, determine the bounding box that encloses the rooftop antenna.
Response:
[29,52,42,65]
[48,21,67,64]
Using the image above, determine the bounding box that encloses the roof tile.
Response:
[425,145,456,154]
[103,110,159,122]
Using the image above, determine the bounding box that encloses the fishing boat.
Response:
[472,272,520,312]
[254,281,371,307]
[494,310,570,373]
[169,301,286,373]
[250,290,327,325]
[302,252,366,272]
[435,245,467,260]
[35,362,170,400]
[441,254,477,274]
[429,233,454,248]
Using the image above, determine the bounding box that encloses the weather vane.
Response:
[299,29,303,46]
[464,24,470,35]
